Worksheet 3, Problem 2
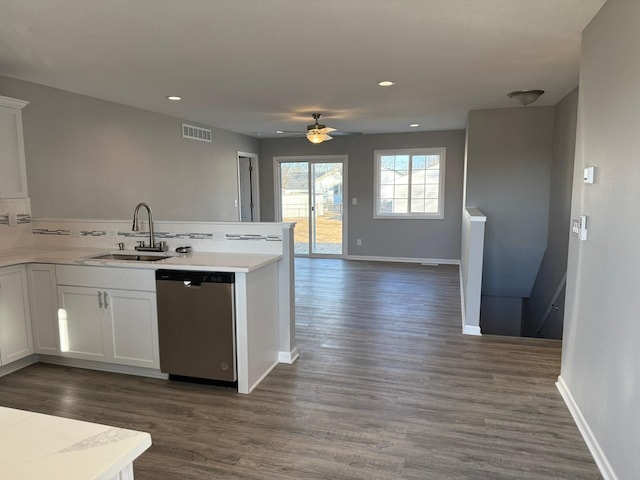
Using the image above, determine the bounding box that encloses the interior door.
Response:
[278,157,345,256]
[238,153,259,222]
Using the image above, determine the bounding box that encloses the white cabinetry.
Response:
[56,265,159,369]
[27,264,60,355]
[0,96,29,199]
[0,265,34,365]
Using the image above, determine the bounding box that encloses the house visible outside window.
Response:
[374,147,446,219]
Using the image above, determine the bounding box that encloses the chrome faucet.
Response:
[132,202,167,252]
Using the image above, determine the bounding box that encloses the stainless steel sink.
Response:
[91,253,171,262]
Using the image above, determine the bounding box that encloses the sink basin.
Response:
[91,253,171,262]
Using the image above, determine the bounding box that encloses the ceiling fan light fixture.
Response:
[507,89,544,106]
[307,129,333,144]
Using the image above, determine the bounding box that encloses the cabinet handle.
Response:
[103,292,109,309]
[98,291,103,308]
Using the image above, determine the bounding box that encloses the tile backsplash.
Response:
[0,198,33,250]
[30,218,293,255]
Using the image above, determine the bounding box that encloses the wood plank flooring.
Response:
[0,258,601,479]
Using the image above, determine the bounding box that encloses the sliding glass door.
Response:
[276,156,346,256]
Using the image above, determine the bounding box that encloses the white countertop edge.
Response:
[98,433,152,480]
[0,247,282,272]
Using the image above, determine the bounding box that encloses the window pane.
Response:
[380,199,392,213]
[411,169,426,184]
[424,199,439,213]
[395,155,409,172]
[425,185,439,198]
[393,199,408,213]
[395,172,409,185]
[411,198,425,212]
[412,155,426,169]
[381,156,395,170]
[395,185,408,198]
[425,170,440,183]
[380,169,396,185]
[411,185,425,198]
[380,185,394,200]
[425,155,440,168]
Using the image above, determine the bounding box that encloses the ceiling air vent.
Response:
[182,123,212,142]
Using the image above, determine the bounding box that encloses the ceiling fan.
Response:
[278,113,355,144]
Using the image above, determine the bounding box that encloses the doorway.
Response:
[274,155,347,256]
[237,152,260,222]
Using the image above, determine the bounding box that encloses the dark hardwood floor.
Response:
[0,258,601,479]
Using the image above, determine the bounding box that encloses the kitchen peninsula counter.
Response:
[0,406,151,479]
[0,245,293,394]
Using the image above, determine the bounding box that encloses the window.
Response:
[374,147,445,219]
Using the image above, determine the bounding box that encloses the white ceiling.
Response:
[0,0,606,138]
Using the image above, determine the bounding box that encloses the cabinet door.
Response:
[57,286,109,361]
[0,98,28,199]
[28,264,60,355]
[0,266,34,365]
[105,290,159,369]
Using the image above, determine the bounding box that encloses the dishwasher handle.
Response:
[156,270,235,284]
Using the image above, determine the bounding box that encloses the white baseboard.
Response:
[38,355,168,379]
[463,325,482,336]
[247,360,279,394]
[344,255,460,265]
[556,375,617,480]
[459,264,482,336]
[0,355,37,378]
[278,347,299,364]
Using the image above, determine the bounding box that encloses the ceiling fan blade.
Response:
[329,130,362,136]
[318,127,336,134]
[277,130,306,134]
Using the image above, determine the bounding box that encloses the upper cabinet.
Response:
[0,95,29,199]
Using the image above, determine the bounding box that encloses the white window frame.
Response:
[374,147,446,219]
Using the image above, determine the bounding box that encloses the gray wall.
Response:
[259,130,465,260]
[561,1,640,478]
[465,107,554,335]
[0,75,258,221]
[523,88,579,337]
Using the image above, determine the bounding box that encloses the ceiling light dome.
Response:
[507,89,544,106]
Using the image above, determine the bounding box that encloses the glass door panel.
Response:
[280,162,309,255]
[311,163,343,255]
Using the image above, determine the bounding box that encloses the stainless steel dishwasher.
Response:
[155,270,236,384]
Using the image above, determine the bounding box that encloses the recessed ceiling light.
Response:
[410,123,419,128]
[378,80,395,87]
[166,95,182,101]
[276,130,284,134]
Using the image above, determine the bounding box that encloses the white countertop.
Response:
[0,246,282,272]
[0,406,151,480]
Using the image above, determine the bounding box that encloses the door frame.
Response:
[273,154,348,257]
[236,151,260,222]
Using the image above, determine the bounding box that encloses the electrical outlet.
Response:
[356,238,362,246]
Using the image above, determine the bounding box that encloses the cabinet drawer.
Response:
[56,265,155,291]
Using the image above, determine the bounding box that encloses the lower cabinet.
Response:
[0,265,34,365]
[56,266,159,369]
[27,264,60,355]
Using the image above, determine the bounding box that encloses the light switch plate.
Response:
[571,215,587,242]
[571,215,588,241]
[584,166,595,184]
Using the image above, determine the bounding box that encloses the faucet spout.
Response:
[132,202,165,252]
